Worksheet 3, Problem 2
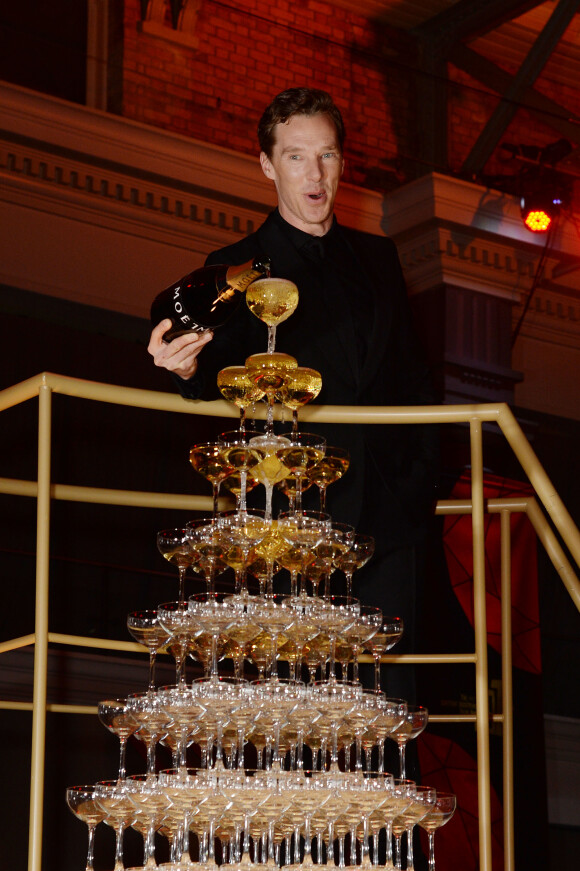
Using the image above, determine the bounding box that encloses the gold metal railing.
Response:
[1,372,579,871]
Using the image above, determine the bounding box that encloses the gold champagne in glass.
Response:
[418,792,457,871]
[279,366,322,434]
[189,441,234,519]
[308,446,350,511]
[217,365,265,431]
[66,785,105,871]
[246,277,299,353]
[246,351,298,434]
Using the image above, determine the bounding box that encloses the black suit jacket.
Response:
[175,211,438,548]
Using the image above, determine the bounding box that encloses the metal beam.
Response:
[461,0,580,177]
[412,41,450,177]
[449,42,580,147]
[413,0,544,46]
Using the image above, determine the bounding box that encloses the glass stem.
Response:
[266,393,275,434]
[178,566,187,604]
[428,832,436,871]
[264,483,274,522]
[319,485,327,512]
[406,824,415,870]
[399,740,407,780]
[394,833,403,869]
[144,820,156,867]
[239,468,248,515]
[147,650,156,691]
[214,718,225,769]
[113,824,125,871]
[295,475,303,511]
[212,482,220,519]
[211,633,219,678]
[85,824,96,871]
[373,655,381,692]
[329,634,337,681]
[176,640,187,686]
[385,821,393,868]
[346,572,354,603]
[352,644,360,682]
[146,734,157,776]
[267,324,277,354]
[117,737,128,781]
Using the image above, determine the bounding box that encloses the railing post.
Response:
[500,508,515,871]
[470,419,493,871]
[28,381,52,871]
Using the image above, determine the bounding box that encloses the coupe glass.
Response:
[276,433,325,512]
[97,698,139,782]
[366,696,407,774]
[308,521,355,597]
[392,785,437,871]
[252,594,296,681]
[275,473,313,513]
[247,523,287,595]
[217,365,266,431]
[94,779,135,871]
[217,429,265,516]
[217,509,270,597]
[374,777,416,871]
[188,592,238,681]
[347,689,385,771]
[278,366,322,434]
[222,469,260,511]
[126,774,172,869]
[186,516,228,594]
[189,441,233,518]
[307,446,350,512]
[157,528,198,604]
[126,691,171,778]
[66,785,105,871]
[364,617,404,692]
[417,792,457,871]
[340,604,382,683]
[277,510,331,596]
[311,680,362,771]
[282,596,323,684]
[333,534,375,602]
[245,351,297,434]
[388,704,429,779]
[157,600,196,685]
[158,684,207,770]
[193,676,245,770]
[252,679,302,771]
[318,595,360,683]
[245,276,299,354]
[127,610,171,691]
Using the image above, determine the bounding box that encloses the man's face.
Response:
[260,113,344,236]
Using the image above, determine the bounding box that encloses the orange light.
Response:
[523,209,552,233]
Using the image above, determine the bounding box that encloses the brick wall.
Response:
[121,0,412,189]
[121,0,580,194]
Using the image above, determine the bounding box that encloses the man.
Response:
[149,87,439,702]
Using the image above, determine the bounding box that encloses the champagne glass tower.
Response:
[67,265,455,871]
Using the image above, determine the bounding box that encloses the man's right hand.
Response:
[147,320,214,382]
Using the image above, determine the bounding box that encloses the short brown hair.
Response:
[258,87,345,158]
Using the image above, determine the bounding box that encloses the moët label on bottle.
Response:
[172,286,206,333]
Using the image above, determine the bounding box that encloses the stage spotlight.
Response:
[520,190,562,232]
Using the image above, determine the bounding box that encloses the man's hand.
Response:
[147,320,214,381]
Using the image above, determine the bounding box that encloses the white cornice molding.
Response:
[1,81,578,328]
[0,81,382,230]
[381,171,580,254]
